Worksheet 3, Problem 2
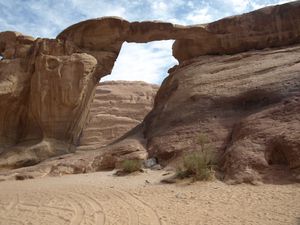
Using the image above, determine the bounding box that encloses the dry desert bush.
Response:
[121,159,142,173]
[176,133,216,181]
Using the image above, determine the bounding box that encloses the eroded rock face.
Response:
[29,43,97,144]
[222,98,300,183]
[0,32,35,151]
[143,45,300,182]
[78,81,158,151]
[0,37,98,168]
[173,1,300,62]
[0,58,31,150]
[0,31,34,59]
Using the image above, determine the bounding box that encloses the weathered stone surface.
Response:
[0,32,35,155]
[0,37,98,168]
[221,98,300,183]
[143,44,300,182]
[29,41,97,144]
[0,31,34,59]
[173,1,300,63]
[0,58,31,150]
[78,81,158,151]
[96,125,149,170]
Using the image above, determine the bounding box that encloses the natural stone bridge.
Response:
[0,1,299,168]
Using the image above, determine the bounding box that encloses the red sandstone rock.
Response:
[0,1,299,183]
[143,45,300,182]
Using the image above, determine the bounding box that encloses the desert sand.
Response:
[0,170,299,225]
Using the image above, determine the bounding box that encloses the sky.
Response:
[0,0,295,84]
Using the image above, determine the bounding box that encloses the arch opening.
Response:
[78,41,176,151]
[101,40,177,84]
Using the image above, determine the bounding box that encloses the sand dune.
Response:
[0,171,299,225]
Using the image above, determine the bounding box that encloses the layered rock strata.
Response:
[0,1,299,183]
[78,81,158,151]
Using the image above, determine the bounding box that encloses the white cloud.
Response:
[152,1,168,14]
[186,7,214,24]
[227,0,251,12]
[187,1,194,7]
[70,0,127,19]
[146,0,184,21]
[222,0,295,13]
[250,0,295,10]
[101,41,177,84]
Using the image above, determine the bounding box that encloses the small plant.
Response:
[121,159,142,173]
[176,133,215,181]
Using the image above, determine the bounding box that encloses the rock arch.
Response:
[0,1,300,168]
[56,1,300,79]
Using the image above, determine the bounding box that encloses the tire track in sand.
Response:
[113,189,162,225]
[72,186,162,225]
[91,187,162,225]
[68,188,106,225]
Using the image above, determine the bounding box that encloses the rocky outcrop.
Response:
[0,1,299,183]
[0,31,34,59]
[0,35,98,168]
[143,44,300,182]
[222,97,300,183]
[78,81,158,151]
[0,32,35,151]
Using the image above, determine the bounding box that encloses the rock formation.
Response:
[173,1,300,62]
[0,1,299,183]
[57,1,300,72]
[144,45,300,183]
[222,97,300,183]
[78,81,158,151]
[0,32,98,168]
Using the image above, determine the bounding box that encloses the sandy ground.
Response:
[0,170,299,225]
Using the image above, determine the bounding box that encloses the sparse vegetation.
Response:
[176,133,216,181]
[121,159,142,173]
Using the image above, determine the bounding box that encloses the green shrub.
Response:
[176,133,215,181]
[121,159,142,173]
[183,151,214,180]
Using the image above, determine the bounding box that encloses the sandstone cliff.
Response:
[144,45,300,183]
[78,81,158,151]
[0,32,98,168]
[0,1,299,183]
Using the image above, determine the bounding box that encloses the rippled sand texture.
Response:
[0,171,299,225]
